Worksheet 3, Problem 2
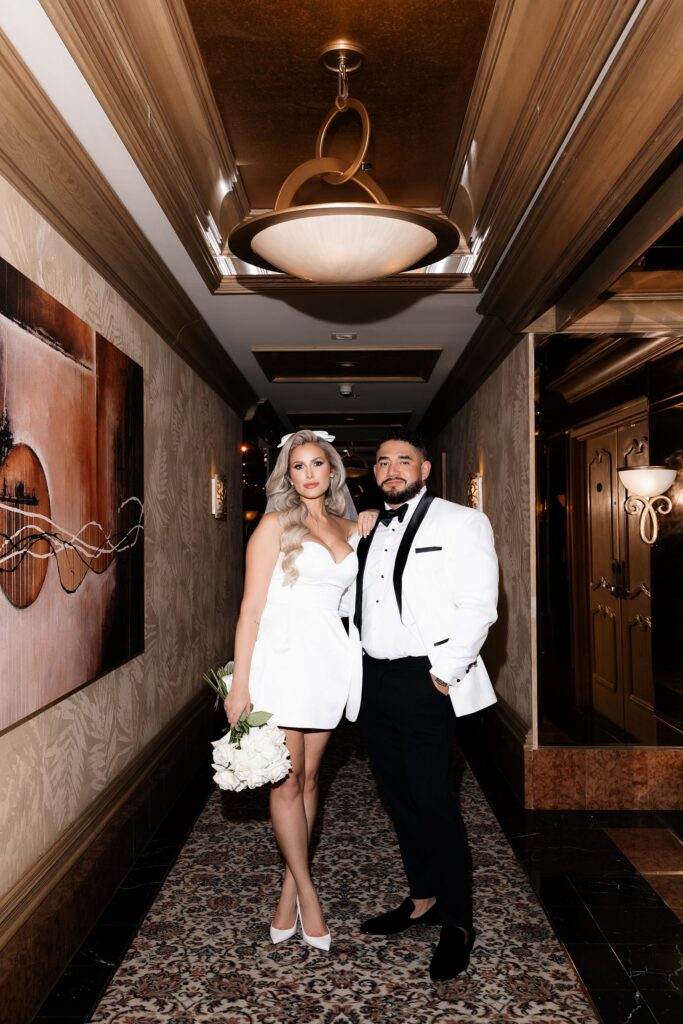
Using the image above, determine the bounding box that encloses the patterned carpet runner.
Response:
[92,725,598,1023]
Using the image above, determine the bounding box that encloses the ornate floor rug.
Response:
[91,725,599,1024]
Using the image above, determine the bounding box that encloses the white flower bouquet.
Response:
[203,662,291,792]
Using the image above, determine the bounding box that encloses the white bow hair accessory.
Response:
[277,430,336,448]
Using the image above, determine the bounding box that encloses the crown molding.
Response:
[479,0,683,332]
[0,34,257,416]
[440,0,517,235]
[547,335,683,403]
[468,0,640,289]
[39,0,249,292]
[444,0,637,253]
[554,162,683,330]
[567,296,683,336]
[214,273,477,295]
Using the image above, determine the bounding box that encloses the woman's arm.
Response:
[225,512,281,726]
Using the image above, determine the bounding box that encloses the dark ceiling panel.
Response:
[288,410,411,428]
[253,347,441,381]
[184,0,496,210]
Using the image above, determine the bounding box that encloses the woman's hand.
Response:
[357,509,380,537]
[225,687,251,728]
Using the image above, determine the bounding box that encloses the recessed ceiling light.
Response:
[331,332,357,341]
[345,417,355,422]
[338,360,357,368]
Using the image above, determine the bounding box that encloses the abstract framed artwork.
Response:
[0,258,144,731]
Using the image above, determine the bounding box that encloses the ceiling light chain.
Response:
[227,39,460,282]
[336,57,349,109]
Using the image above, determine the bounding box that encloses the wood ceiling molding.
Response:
[0,34,257,417]
[554,163,683,329]
[441,0,517,235]
[39,0,249,292]
[453,0,640,287]
[566,296,683,337]
[253,348,442,383]
[608,271,683,298]
[289,411,412,428]
[215,273,477,295]
[547,335,683,403]
[479,0,683,333]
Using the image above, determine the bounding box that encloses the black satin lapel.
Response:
[392,493,435,617]
[353,522,379,631]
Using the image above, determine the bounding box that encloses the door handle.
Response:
[610,559,628,600]
[627,613,651,631]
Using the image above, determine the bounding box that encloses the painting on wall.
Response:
[0,257,144,731]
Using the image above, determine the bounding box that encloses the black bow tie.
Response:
[379,503,409,527]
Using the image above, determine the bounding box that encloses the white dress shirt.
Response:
[361,487,428,659]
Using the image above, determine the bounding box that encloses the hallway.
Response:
[1,3,682,1022]
[38,725,600,1024]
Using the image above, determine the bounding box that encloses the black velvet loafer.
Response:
[360,897,441,935]
[429,924,476,981]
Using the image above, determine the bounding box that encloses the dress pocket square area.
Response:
[414,546,442,553]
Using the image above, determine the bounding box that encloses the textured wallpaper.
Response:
[0,176,242,895]
[433,336,535,730]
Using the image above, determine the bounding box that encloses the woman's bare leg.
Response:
[271,728,331,934]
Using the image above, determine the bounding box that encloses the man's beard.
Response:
[381,478,424,504]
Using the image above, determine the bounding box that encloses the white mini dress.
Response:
[247,538,361,729]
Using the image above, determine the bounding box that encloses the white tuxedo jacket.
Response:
[342,493,499,721]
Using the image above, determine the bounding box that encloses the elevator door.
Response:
[574,405,655,742]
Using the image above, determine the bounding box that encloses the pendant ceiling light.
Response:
[227,41,460,283]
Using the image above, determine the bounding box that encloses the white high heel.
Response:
[270,906,299,945]
[297,899,331,952]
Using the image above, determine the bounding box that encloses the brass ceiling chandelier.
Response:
[228,41,461,283]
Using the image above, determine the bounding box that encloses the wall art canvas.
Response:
[0,258,144,731]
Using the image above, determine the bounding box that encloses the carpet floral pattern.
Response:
[92,726,598,1023]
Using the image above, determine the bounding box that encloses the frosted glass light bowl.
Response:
[229,203,458,282]
[617,466,676,498]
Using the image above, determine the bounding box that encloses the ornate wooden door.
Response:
[573,403,655,742]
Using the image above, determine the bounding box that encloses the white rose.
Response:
[213,766,245,791]
[211,735,236,768]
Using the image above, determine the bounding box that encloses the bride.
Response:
[225,430,377,951]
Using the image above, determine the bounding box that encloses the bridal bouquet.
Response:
[203,662,291,792]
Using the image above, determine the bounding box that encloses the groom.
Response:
[355,429,499,981]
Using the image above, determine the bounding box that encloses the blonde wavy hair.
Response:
[266,431,348,586]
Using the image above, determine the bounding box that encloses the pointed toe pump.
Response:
[270,907,299,945]
[297,899,331,952]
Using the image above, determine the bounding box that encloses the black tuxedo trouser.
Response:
[359,653,473,929]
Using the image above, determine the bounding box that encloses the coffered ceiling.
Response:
[0,0,681,451]
[184,0,496,210]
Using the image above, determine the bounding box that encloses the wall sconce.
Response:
[618,465,676,544]
[211,474,227,519]
[467,472,483,511]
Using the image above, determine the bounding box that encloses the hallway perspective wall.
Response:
[0,174,242,898]
[433,335,535,732]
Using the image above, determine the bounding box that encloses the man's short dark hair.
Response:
[376,428,428,459]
